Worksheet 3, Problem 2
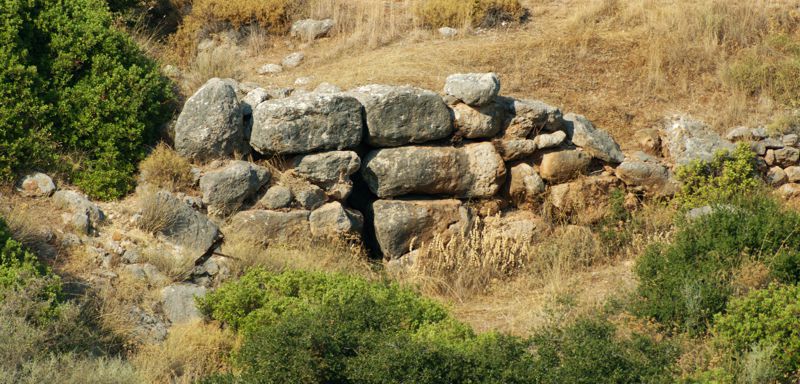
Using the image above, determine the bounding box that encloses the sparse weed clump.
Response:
[413,0,526,29]
[139,143,195,192]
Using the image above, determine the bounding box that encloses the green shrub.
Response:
[674,144,762,209]
[635,194,800,334]
[529,318,678,383]
[200,269,675,383]
[705,284,800,383]
[1,0,174,200]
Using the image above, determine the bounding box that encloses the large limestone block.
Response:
[199,161,271,216]
[362,142,506,198]
[508,163,546,201]
[250,93,363,155]
[451,102,504,139]
[349,85,452,147]
[372,199,471,259]
[444,73,500,107]
[615,153,676,196]
[563,113,624,163]
[226,210,310,243]
[538,150,592,182]
[175,78,246,161]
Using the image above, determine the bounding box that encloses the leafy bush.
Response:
[200,269,675,383]
[703,284,800,383]
[674,144,762,209]
[413,0,526,28]
[635,195,800,334]
[529,318,678,383]
[1,0,174,200]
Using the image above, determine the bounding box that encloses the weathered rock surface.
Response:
[661,115,735,164]
[438,27,458,37]
[16,172,56,197]
[199,161,271,216]
[483,211,546,243]
[615,153,675,196]
[291,18,335,41]
[151,191,221,257]
[309,202,364,237]
[444,73,500,107]
[502,98,563,138]
[259,185,293,209]
[53,190,105,225]
[778,183,800,199]
[634,128,661,156]
[785,166,800,183]
[241,88,270,116]
[161,284,206,324]
[495,139,538,161]
[227,210,310,242]
[294,184,327,210]
[175,78,246,161]
[533,131,567,149]
[538,150,592,182]
[292,151,361,188]
[767,166,788,186]
[563,113,624,163]
[372,199,471,259]
[362,142,506,198]
[773,147,800,167]
[349,84,452,147]
[451,102,504,139]
[315,82,342,93]
[508,163,545,200]
[251,93,363,154]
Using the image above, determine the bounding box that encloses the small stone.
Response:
[282,52,305,68]
[294,77,313,86]
[259,185,293,209]
[257,64,283,75]
[438,27,458,37]
[533,131,567,149]
[290,19,335,41]
[294,184,326,210]
[314,82,342,93]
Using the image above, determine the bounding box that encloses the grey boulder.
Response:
[508,163,546,201]
[563,113,624,163]
[199,161,271,216]
[282,52,305,68]
[451,102,504,139]
[290,18,335,41]
[53,190,105,230]
[149,191,221,259]
[16,172,56,197]
[661,115,735,165]
[362,142,506,198]
[501,98,563,139]
[259,185,293,209]
[615,154,676,196]
[175,78,246,162]
[443,73,500,107]
[349,85,452,147]
[250,93,363,155]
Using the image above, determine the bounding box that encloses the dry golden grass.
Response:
[92,272,163,348]
[220,229,375,278]
[138,143,195,193]
[140,246,197,283]
[133,322,235,384]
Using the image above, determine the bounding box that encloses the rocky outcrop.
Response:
[372,199,471,259]
[250,93,363,154]
[362,142,506,198]
[175,78,246,161]
[661,115,735,164]
[349,85,452,147]
[199,161,271,216]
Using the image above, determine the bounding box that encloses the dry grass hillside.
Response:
[163,0,800,146]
